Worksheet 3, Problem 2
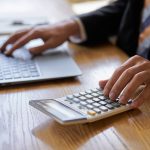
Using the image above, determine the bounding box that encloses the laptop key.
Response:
[13,74,21,79]
[0,76,3,80]
[100,106,108,112]
[5,75,12,79]
[31,72,39,77]
[0,54,40,80]
[23,74,31,78]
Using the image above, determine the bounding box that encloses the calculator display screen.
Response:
[35,100,87,122]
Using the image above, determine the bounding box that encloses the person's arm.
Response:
[0,0,128,55]
[0,20,80,55]
[78,0,128,45]
[99,55,150,108]
[69,18,87,43]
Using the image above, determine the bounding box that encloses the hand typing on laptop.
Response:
[5,44,33,60]
[0,20,82,85]
[0,20,80,56]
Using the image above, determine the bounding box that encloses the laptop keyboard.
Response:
[0,54,40,80]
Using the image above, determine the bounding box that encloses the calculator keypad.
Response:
[64,88,129,116]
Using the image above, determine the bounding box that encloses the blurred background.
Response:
[67,0,114,14]
[0,0,114,35]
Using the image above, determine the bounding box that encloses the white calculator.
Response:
[29,88,133,125]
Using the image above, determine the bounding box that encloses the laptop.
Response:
[0,36,82,86]
[0,17,50,35]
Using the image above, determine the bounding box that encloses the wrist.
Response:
[61,19,80,37]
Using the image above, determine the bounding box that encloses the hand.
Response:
[0,20,80,56]
[99,55,150,108]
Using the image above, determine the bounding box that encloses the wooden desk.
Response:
[0,0,150,150]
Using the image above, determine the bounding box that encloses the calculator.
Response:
[29,88,133,125]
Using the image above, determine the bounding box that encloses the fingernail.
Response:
[109,92,116,100]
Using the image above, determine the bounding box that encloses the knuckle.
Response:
[143,71,150,80]
[134,73,144,81]
[141,61,150,68]
[134,74,141,81]
[124,68,134,76]
[115,65,126,74]
[132,55,142,61]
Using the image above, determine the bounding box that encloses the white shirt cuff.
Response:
[69,18,87,43]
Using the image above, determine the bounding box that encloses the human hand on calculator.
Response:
[0,19,80,56]
[99,55,150,108]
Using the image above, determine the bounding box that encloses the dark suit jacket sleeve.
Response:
[78,0,128,45]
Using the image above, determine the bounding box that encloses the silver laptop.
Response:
[0,36,82,86]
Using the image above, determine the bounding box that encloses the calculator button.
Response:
[67,95,74,100]
[79,92,86,96]
[106,104,114,109]
[78,106,84,110]
[80,101,87,106]
[105,99,112,104]
[99,101,107,105]
[69,101,73,104]
[79,96,86,101]
[100,106,108,112]
[73,98,80,103]
[97,91,103,95]
[99,96,106,100]
[91,88,99,92]
[73,93,80,97]
[91,93,99,97]
[87,104,94,109]
[64,99,68,102]
[93,108,101,113]
[112,102,121,107]
[85,90,92,94]
[87,99,94,104]
[86,95,93,99]
[93,98,100,102]
[87,110,96,116]
[93,102,100,107]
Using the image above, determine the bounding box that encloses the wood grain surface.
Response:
[0,0,150,150]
